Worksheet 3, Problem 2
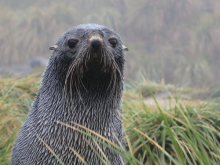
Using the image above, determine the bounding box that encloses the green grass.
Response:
[0,75,220,165]
[123,80,220,164]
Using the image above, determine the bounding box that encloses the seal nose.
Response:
[91,39,101,52]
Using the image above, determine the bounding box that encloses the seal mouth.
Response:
[90,58,100,63]
[88,52,102,63]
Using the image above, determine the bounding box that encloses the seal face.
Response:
[11,24,127,165]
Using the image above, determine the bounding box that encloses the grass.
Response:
[0,74,41,164]
[123,80,220,164]
[0,74,220,164]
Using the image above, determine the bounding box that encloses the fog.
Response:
[0,0,219,88]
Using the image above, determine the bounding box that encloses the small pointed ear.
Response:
[49,45,58,50]
[122,45,128,51]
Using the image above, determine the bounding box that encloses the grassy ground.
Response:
[0,75,220,165]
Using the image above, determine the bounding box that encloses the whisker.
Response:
[63,44,88,104]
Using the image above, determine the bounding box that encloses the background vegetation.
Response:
[1,0,220,88]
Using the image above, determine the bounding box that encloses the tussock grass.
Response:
[0,75,220,165]
[123,80,220,164]
[0,74,41,164]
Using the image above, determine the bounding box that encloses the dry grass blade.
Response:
[92,139,109,164]
[134,128,179,165]
[37,135,64,165]
[70,148,88,165]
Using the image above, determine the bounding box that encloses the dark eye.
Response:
[108,38,117,48]
[67,39,78,49]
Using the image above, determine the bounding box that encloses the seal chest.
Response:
[11,24,128,165]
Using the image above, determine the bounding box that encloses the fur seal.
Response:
[11,24,128,165]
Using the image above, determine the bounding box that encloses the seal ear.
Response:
[49,45,58,50]
[122,45,128,51]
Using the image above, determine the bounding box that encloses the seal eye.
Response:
[108,38,117,48]
[67,39,78,49]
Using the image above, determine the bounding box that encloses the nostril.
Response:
[91,39,101,52]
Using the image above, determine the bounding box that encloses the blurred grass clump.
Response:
[0,75,220,164]
[1,0,220,87]
[0,74,41,164]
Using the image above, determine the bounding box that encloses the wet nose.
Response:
[91,39,101,52]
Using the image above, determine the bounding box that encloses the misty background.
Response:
[0,0,220,88]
